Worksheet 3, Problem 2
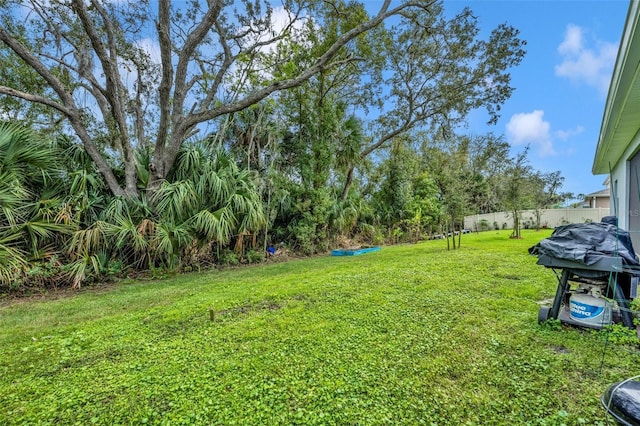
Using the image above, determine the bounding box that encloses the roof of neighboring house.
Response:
[584,188,610,199]
[592,1,640,175]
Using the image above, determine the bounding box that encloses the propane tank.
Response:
[569,286,612,328]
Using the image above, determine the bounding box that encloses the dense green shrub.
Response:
[217,249,240,266]
[245,249,264,264]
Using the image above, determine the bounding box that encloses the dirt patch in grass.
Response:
[212,299,284,321]
[493,273,521,280]
[551,345,571,354]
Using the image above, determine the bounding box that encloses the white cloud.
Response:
[558,24,583,55]
[555,125,584,141]
[506,110,556,156]
[554,24,618,96]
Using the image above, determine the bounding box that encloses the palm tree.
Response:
[0,122,71,287]
[166,143,266,260]
[86,140,267,272]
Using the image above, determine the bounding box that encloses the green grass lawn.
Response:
[1,230,638,425]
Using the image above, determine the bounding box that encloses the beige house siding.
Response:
[589,196,610,209]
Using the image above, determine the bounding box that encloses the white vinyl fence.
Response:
[464,208,611,231]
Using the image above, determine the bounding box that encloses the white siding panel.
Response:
[463,208,610,230]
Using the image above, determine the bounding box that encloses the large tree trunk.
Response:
[340,166,355,201]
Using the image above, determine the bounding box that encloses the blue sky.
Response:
[440,0,629,198]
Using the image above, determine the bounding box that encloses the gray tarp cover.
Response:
[528,222,639,266]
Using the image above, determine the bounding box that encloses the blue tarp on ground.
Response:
[331,246,381,256]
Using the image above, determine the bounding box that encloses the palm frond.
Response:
[129,193,154,219]
[135,146,152,189]
[0,232,27,286]
[195,169,230,207]
[62,140,93,169]
[152,180,198,223]
[66,253,101,289]
[0,122,60,175]
[55,203,75,225]
[0,171,30,225]
[153,221,191,268]
[67,221,108,258]
[34,197,67,223]
[20,219,74,259]
[106,212,149,254]
[69,169,99,196]
[190,208,234,244]
[137,218,156,238]
[102,196,131,222]
[235,198,266,233]
[172,144,204,182]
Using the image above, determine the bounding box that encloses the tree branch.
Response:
[172,0,223,120]
[0,25,75,107]
[0,86,71,115]
[183,0,437,129]
[0,21,126,196]
[37,51,111,118]
[200,20,234,110]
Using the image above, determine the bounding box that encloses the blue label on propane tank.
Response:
[570,300,604,319]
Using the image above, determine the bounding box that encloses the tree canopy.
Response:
[0,0,525,198]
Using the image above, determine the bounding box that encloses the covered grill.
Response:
[529,220,640,330]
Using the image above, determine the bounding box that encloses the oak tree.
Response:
[0,0,441,197]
